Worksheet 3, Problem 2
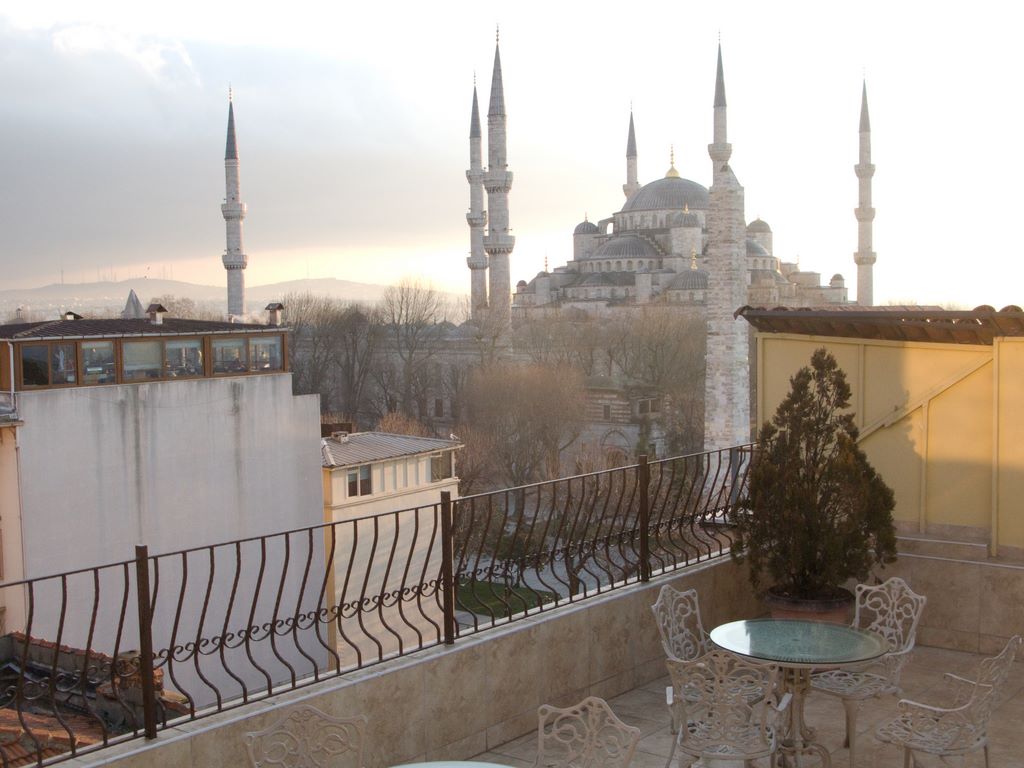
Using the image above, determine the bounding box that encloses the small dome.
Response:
[830,274,845,288]
[590,234,662,260]
[746,239,769,257]
[621,176,709,213]
[670,269,709,291]
[574,219,599,235]
[747,218,772,234]
[516,280,528,289]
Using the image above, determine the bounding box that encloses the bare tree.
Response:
[461,363,585,489]
[376,411,433,437]
[378,279,446,416]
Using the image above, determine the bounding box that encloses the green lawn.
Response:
[457,580,558,616]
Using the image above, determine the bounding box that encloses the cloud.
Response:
[51,23,200,87]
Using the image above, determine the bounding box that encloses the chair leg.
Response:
[842,699,858,766]
[663,732,677,768]
[902,747,911,768]
[984,742,991,768]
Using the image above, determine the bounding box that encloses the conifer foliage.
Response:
[733,348,897,599]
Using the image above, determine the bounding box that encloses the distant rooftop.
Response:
[321,432,462,469]
[0,317,284,341]
[738,305,1024,345]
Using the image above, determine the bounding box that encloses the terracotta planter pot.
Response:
[763,586,854,625]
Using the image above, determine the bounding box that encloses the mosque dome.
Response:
[671,269,709,291]
[746,239,769,257]
[574,218,599,235]
[747,218,772,234]
[621,176,709,213]
[590,234,662,260]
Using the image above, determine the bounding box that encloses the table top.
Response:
[393,762,505,768]
[710,618,887,667]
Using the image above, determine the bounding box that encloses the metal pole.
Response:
[133,545,158,740]
[440,492,457,645]
[638,455,651,582]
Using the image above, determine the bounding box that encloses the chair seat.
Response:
[678,720,776,759]
[876,712,985,755]
[811,669,896,700]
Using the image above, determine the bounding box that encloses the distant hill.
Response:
[0,277,393,320]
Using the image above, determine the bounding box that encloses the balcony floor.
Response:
[476,646,1024,767]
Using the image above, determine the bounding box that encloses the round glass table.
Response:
[711,619,887,767]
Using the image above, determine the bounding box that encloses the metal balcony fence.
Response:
[0,445,752,766]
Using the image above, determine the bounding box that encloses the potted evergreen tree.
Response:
[732,348,897,622]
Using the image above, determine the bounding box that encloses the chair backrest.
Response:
[651,585,712,661]
[968,635,1023,726]
[666,651,780,755]
[244,705,367,768]
[853,577,927,653]
[536,696,641,768]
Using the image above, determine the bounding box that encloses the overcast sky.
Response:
[1,1,1021,308]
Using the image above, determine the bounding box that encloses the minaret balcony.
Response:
[854,206,876,222]
[483,170,513,191]
[854,252,877,265]
[855,163,875,178]
[466,212,486,227]
[221,202,248,217]
[483,234,515,254]
[467,254,488,269]
[466,170,484,184]
[223,253,249,269]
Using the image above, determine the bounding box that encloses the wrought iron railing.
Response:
[0,445,752,765]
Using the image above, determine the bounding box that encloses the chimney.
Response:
[331,431,349,443]
[146,303,168,325]
[265,302,284,327]
[63,311,83,321]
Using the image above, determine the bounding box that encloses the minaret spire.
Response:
[467,84,488,318]
[623,110,640,199]
[221,92,248,318]
[854,79,876,305]
[704,42,750,450]
[483,36,514,325]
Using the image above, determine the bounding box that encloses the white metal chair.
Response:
[875,635,1021,768]
[665,650,791,766]
[535,695,642,768]
[651,585,713,663]
[244,704,367,768]
[810,576,927,767]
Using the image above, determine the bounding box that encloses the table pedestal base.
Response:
[777,668,830,768]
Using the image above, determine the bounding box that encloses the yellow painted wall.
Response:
[757,334,1022,554]
[996,339,1024,551]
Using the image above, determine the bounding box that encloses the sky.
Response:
[0,1,1021,308]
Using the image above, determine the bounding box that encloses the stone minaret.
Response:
[623,111,640,199]
[482,35,514,323]
[221,93,248,318]
[703,44,750,450]
[466,83,488,319]
[854,81,876,306]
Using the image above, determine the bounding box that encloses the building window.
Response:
[213,338,247,373]
[20,345,50,387]
[165,339,204,377]
[638,397,661,416]
[82,341,115,385]
[122,341,163,381]
[431,452,452,481]
[347,465,373,497]
[603,404,611,420]
[249,335,283,371]
[434,398,444,418]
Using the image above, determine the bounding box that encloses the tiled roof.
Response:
[321,432,462,469]
[738,305,1024,345]
[0,318,284,341]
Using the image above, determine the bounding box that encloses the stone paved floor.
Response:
[475,646,1024,767]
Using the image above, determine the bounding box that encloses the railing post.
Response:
[638,455,651,582]
[133,545,158,740]
[440,492,457,645]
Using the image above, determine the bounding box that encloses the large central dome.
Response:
[621,176,709,213]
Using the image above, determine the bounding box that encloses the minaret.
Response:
[623,111,640,199]
[703,44,750,450]
[466,83,488,319]
[221,91,248,318]
[482,32,514,324]
[854,81,876,305]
